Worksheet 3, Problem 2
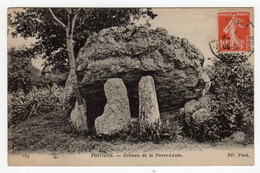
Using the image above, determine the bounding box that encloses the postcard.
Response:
[7,7,254,166]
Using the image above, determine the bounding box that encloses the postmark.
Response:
[218,11,251,52]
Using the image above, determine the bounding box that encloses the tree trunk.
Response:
[66,34,83,105]
[48,8,87,131]
[66,14,88,131]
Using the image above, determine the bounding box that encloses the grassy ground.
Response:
[8,111,253,154]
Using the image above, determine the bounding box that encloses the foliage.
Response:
[8,85,65,126]
[160,119,183,141]
[8,47,54,93]
[8,8,157,72]
[205,52,254,141]
[8,48,37,93]
[189,116,220,142]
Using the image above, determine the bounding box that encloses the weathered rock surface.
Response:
[139,76,161,134]
[95,78,131,135]
[64,25,210,127]
[199,71,211,96]
[70,99,88,131]
[184,95,211,125]
[191,108,210,124]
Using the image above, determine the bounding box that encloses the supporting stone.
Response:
[183,95,211,138]
[95,78,131,135]
[70,98,88,131]
[139,76,161,140]
[184,95,211,126]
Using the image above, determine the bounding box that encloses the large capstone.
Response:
[95,78,131,135]
[64,25,211,127]
[139,76,161,134]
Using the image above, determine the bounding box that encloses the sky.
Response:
[8,8,254,69]
[149,8,254,66]
[150,8,217,65]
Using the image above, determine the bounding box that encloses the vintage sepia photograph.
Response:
[7,7,254,166]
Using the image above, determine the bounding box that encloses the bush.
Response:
[8,85,65,126]
[203,53,254,141]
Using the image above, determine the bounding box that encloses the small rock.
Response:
[70,99,88,131]
[230,131,246,143]
[131,118,139,127]
[184,99,201,115]
[160,109,179,120]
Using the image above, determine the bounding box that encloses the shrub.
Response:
[160,118,183,141]
[189,115,220,142]
[204,53,254,141]
[8,85,65,126]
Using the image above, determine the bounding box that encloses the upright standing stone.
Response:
[95,78,131,135]
[139,76,161,136]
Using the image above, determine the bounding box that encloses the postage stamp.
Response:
[218,11,251,52]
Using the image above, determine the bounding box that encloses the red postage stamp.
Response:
[218,11,251,52]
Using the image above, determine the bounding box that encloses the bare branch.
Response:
[75,15,88,30]
[74,8,82,15]
[71,12,80,34]
[75,18,82,30]
[65,8,71,15]
[48,8,67,30]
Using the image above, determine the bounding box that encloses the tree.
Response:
[8,8,157,131]
[8,8,156,72]
[8,47,40,93]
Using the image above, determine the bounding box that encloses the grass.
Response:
[8,111,253,154]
